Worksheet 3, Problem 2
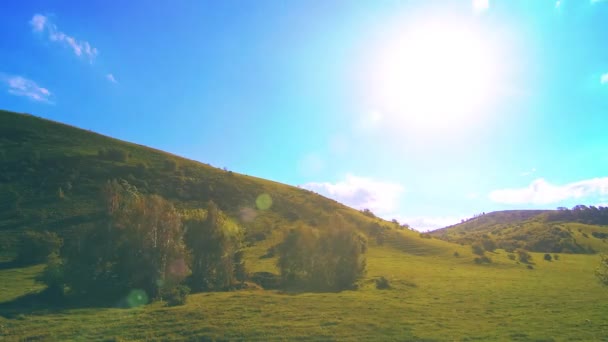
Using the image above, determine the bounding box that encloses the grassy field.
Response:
[2,110,608,341]
[2,230,608,341]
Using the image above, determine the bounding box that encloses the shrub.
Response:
[419,233,432,239]
[474,256,492,264]
[277,218,367,291]
[595,254,608,286]
[527,265,534,270]
[453,251,460,257]
[516,249,532,264]
[471,243,485,256]
[553,254,559,261]
[375,276,391,290]
[164,285,191,306]
[251,272,281,289]
[16,230,62,265]
[544,253,552,261]
[507,254,516,261]
[481,238,497,252]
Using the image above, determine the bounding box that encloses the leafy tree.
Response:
[184,201,245,291]
[16,230,62,265]
[277,217,367,291]
[58,180,190,300]
[544,253,552,261]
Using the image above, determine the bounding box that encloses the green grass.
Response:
[2,240,608,341]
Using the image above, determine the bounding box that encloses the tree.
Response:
[481,238,496,252]
[184,201,244,291]
[16,230,62,265]
[595,254,608,286]
[516,249,532,264]
[277,217,367,291]
[58,180,190,300]
[471,243,485,256]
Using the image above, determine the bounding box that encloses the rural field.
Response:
[2,227,608,341]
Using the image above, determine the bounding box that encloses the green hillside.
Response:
[0,109,401,257]
[431,209,608,253]
[2,110,608,341]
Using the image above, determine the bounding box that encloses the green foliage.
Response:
[595,254,608,286]
[544,253,552,261]
[277,217,367,291]
[516,249,532,264]
[16,230,62,265]
[481,238,496,252]
[60,180,190,300]
[375,276,391,290]
[184,201,245,291]
[474,256,492,264]
[471,243,485,256]
[163,285,191,306]
[36,252,65,299]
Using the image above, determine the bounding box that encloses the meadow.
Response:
[2,231,608,341]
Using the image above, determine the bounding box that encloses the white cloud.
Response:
[489,177,608,205]
[302,174,404,215]
[2,74,52,103]
[601,73,608,85]
[395,215,463,232]
[472,0,490,13]
[106,73,118,84]
[555,0,562,9]
[30,14,98,62]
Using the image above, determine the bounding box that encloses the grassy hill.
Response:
[2,110,608,340]
[430,210,608,254]
[0,109,400,258]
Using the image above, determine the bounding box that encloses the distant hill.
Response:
[430,208,608,253]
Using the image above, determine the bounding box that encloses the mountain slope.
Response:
[0,109,455,260]
[430,209,608,253]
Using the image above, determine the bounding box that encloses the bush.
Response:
[164,285,190,306]
[553,254,559,261]
[474,256,492,264]
[471,243,485,256]
[375,276,391,290]
[419,233,432,239]
[595,254,608,286]
[544,253,552,261]
[507,254,516,261]
[277,218,367,291]
[527,265,534,270]
[164,159,177,171]
[453,251,460,257]
[251,272,281,289]
[516,249,532,264]
[481,238,497,252]
[16,230,62,265]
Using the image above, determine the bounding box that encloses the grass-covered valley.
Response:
[2,110,608,341]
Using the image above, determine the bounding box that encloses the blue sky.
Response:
[1,0,608,230]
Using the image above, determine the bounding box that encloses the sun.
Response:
[368,15,500,131]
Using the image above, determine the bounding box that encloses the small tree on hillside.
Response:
[184,201,245,291]
[277,217,367,291]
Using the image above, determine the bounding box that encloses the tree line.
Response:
[21,179,368,306]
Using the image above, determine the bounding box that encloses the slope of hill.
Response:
[0,109,453,259]
[430,209,608,253]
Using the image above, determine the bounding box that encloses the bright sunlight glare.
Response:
[368,14,502,132]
